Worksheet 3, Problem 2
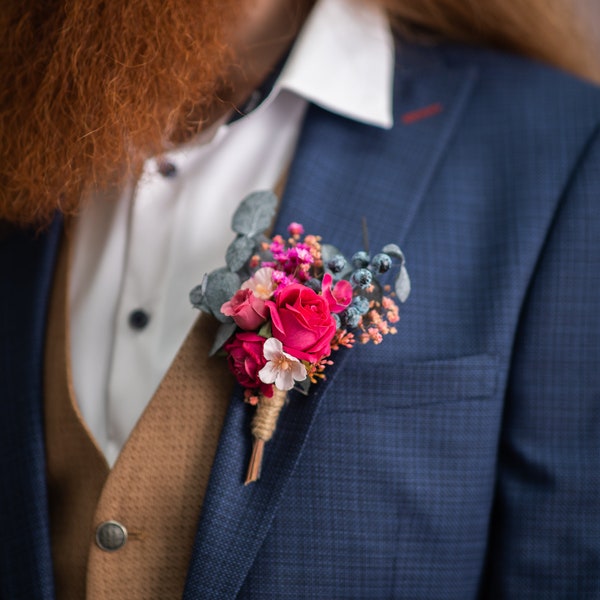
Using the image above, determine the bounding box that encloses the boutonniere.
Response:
[190,191,410,483]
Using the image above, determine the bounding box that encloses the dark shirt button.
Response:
[96,520,128,552]
[128,309,150,330]
[158,161,177,178]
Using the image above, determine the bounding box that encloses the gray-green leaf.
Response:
[209,321,238,356]
[381,244,404,264]
[395,264,411,302]
[204,268,241,322]
[189,274,209,310]
[257,321,272,339]
[231,191,278,237]
[382,243,405,264]
[226,235,255,272]
[294,376,312,396]
[320,243,342,263]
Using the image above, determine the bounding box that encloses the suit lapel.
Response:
[0,218,62,599]
[184,44,479,598]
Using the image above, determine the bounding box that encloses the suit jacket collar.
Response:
[184,43,478,598]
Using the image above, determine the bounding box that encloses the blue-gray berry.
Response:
[306,278,322,292]
[351,268,373,289]
[370,252,392,273]
[327,254,346,273]
[344,306,362,329]
[332,313,342,329]
[351,295,370,315]
[351,251,370,268]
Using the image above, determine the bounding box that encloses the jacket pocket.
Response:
[322,352,499,413]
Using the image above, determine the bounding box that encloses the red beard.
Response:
[0,0,239,226]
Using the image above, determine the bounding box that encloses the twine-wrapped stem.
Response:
[245,387,287,484]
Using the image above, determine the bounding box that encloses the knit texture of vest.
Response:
[44,233,234,598]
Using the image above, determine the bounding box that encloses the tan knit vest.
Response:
[44,234,234,599]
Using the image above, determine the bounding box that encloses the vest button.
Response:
[95,521,128,552]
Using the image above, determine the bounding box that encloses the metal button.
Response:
[128,309,150,330]
[96,520,128,552]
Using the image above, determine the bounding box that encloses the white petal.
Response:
[263,337,283,360]
[242,267,276,299]
[292,362,308,382]
[258,362,277,384]
[275,369,295,390]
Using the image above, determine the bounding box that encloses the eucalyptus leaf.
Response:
[232,190,278,237]
[258,321,272,339]
[294,376,312,396]
[253,233,271,246]
[204,268,241,322]
[320,244,343,263]
[395,264,411,303]
[189,274,209,310]
[226,234,256,272]
[382,243,405,264]
[209,321,238,356]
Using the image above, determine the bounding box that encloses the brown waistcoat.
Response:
[44,235,234,599]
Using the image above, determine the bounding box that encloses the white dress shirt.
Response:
[69,0,395,466]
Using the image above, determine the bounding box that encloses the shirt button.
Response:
[96,521,128,552]
[158,160,177,178]
[128,309,150,330]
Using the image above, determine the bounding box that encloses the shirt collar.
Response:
[276,0,395,129]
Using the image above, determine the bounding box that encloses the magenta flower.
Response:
[267,284,336,363]
[223,332,272,396]
[321,273,353,313]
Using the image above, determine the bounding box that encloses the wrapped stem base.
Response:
[245,387,287,484]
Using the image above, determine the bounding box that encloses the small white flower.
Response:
[258,337,307,391]
[241,267,277,300]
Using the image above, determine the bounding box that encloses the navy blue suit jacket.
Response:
[2,42,600,598]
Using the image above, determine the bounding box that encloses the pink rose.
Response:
[221,288,268,330]
[267,284,336,363]
[223,332,272,396]
[321,273,352,313]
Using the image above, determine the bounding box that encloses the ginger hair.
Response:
[378,0,597,80]
[0,0,237,227]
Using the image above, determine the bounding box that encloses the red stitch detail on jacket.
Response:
[401,103,444,124]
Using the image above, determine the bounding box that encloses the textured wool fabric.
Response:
[86,312,233,599]
[44,234,234,598]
